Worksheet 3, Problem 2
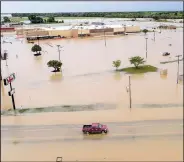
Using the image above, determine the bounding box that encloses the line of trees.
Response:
[28,15,64,24]
[12,11,183,19]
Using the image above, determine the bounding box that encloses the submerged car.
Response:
[162,52,170,56]
[82,123,108,134]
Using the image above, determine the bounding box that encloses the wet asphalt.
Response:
[1,119,183,144]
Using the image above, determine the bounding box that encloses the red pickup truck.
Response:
[82,123,108,134]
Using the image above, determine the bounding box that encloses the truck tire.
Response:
[102,130,107,134]
[86,131,90,135]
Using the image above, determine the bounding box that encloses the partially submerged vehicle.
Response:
[162,52,170,56]
[82,123,108,134]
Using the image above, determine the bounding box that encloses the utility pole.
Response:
[56,45,63,61]
[176,55,182,84]
[81,26,82,38]
[145,37,148,60]
[153,29,155,42]
[124,25,127,35]
[6,58,8,66]
[103,27,106,47]
[3,73,16,110]
[127,76,132,109]
[4,50,8,66]
[10,82,16,110]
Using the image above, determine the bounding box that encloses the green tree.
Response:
[142,29,148,35]
[47,16,55,23]
[3,16,11,22]
[35,17,44,23]
[31,44,42,54]
[28,14,43,24]
[129,56,145,69]
[113,60,121,70]
[152,15,159,21]
[28,15,36,21]
[47,60,62,72]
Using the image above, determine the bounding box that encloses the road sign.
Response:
[56,157,62,162]
[3,73,16,86]
[8,88,15,96]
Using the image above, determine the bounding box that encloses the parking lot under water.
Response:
[1,27,183,111]
[1,19,183,161]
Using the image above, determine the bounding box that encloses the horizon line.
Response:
[2,10,183,14]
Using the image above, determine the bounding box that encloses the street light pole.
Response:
[6,59,8,66]
[57,45,63,62]
[129,76,132,109]
[103,27,106,47]
[153,30,155,42]
[124,25,127,35]
[176,55,182,84]
[4,50,8,66]
[102,17,106,47]
[145,37,148,59]
[81,26,82,38]
[10,82,16,110]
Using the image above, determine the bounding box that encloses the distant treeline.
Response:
[12,11,184,19]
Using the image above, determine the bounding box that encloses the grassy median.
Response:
[118,65,158,74]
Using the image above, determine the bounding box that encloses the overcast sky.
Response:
[1,1,183,13]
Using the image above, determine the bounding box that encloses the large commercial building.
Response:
[15,24,141,41]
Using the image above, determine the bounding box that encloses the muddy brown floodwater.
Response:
[1,29,183,109]
[1,22,183,161]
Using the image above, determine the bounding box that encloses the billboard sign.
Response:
[3,73,16,86]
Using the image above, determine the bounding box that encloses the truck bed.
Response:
[83,125,92,128]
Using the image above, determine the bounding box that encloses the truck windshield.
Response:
[98,124,102,128]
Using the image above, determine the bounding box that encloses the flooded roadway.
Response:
[2,119,183,161]
[1,21,183,161]
[2,119,183,144]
